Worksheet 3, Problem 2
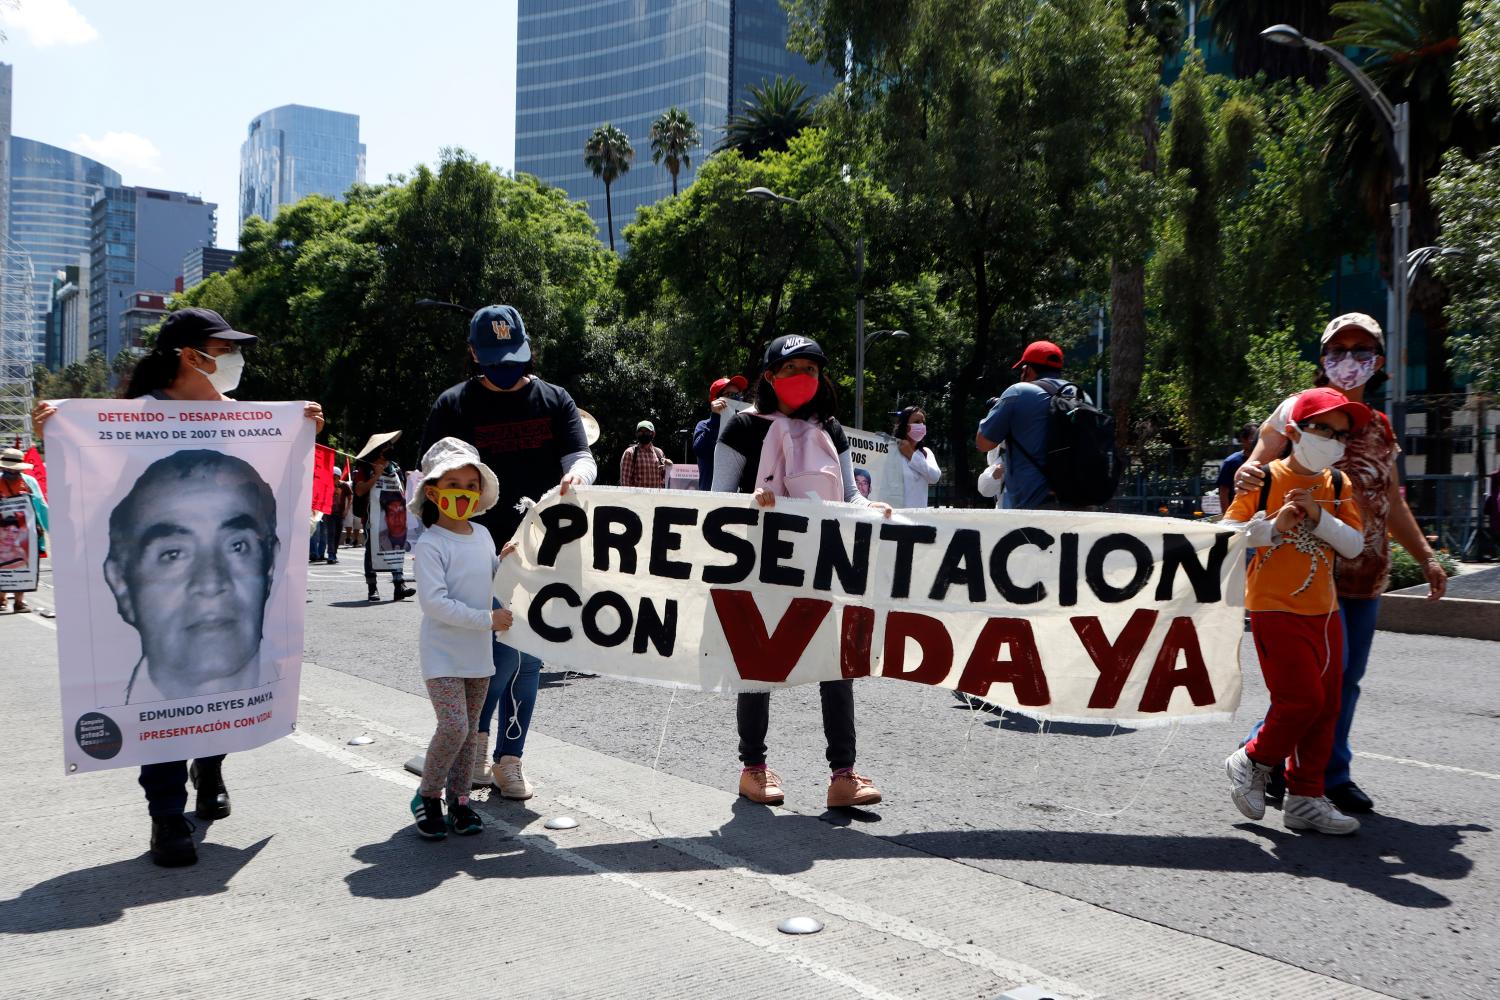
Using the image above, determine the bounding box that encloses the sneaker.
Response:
[827,769,882,808]
[1284,794,1360,835]
[492,755,533,800]
[472,732,492,786]
[1265,762,1286,809]
[368,591,380,603]
[393,585,415,601]
[446,795,484,835]
[738,765,784,805]
[410,793,447,839]
[1225,747,1272,820]
[149,815,198,867]
[189,760,231,820]
[1327,780,1374,815]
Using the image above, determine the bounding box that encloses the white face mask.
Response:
[185,348,244,394]
[1291,431,1345,472]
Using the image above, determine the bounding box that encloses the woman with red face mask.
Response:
[711,335,893,810]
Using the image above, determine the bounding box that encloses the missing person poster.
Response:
[45,399,315,774]
[368,468,408,572]
[843,425,907,508]
[496,487,1246,726]
[0,493,39,592]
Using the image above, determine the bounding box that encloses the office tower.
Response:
[88,186,216,360]
[515,0,832,245]
[182,246,238,289]
[240,104,366,229]
[45,255,89,367]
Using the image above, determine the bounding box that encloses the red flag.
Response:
[23,446,45,498]
[311,444,335,514]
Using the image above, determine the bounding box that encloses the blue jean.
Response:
[477,597,541,759]
[310,517,332,560]
[1243,596,1380,789]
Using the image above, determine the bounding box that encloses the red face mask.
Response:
[773,372,819,410]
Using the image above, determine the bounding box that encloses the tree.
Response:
[583,123,634,252]
[649,107,701,196]
[720,76,815,158]
[32,351,135,400]
[1200,0,1340,82]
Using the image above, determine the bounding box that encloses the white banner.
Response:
[0,492,39,592]
[496,487,1245,725]
[46,399,314,774]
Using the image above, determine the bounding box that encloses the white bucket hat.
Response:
[409,437,500,517]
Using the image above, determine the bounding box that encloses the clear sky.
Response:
[1,0,518,247]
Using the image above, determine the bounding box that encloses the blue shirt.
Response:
[1217,450,1249,491]
[978,381,1053,509]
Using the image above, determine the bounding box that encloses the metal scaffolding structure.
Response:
[0,237,37,450]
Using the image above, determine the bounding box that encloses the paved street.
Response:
[4,554,1497,999]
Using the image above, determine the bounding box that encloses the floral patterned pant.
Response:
[419,677,490,800]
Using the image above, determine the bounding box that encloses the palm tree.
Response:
[1200,1,1340,82]
[720,77,815,157]
[584,123,634,252]
[649,107,701,196]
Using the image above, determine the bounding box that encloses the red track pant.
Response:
[1245,610,1344,798]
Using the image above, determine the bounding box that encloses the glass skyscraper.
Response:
[240,104,367,229]
[516,0,832,246]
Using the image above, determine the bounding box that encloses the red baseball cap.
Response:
[709,375,747,400]
[1012,340,1064,370]
[1290,386,1372,431]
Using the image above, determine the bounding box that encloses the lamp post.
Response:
[748,186,891,427]
[1261,24,1410,440]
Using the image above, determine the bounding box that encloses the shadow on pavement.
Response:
[0,837,272,932]
[950,699,1138,738]
[344,828,535,899]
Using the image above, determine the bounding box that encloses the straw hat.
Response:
[576,408,601,446]
[0,447,33,471]
[354,430,402,462]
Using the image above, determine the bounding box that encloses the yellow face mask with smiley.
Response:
[427,487,481,521]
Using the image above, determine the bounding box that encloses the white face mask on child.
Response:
[1292,433,1345,472]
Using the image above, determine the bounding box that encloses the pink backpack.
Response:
[753,411,843,501]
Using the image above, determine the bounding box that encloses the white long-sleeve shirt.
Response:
[900,446,942,507]
[413,523,500,680]
[977,446,1004,507]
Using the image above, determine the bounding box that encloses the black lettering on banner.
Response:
[760,512,810,587]
[649,506,699,580]
[1059,532,1080,607]
[593,505,643,574]
[988,528,1054,605]
[879,523,939,599]
[1086,533,1155,603]
[1154,533,1229,603]
[812,519,871,595]
[530,583,580,642]
[536,504,587,567]
[582,590,633,647]
[633,598,678,656]
[701,507,758,584]
[929,528,986,603]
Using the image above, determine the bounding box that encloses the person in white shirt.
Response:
[892,406,943,508]
[977,445,1005,507]
[407,437,515,839]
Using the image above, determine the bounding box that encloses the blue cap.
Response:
[468,305,531,365]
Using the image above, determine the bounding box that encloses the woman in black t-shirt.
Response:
[711,335,890,810]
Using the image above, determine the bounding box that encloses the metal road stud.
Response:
[776,916,823,935]
[544,816,579,830]
[347,734,374,746]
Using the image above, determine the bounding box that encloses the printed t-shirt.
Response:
[1225,459,1363,616]
[420,376,588,549]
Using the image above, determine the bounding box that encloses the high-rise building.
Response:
[119,291,168,352]
[240,104,366,230]
[515,0,832,245]
[46,254,89,367]
[89,186,216,360]
[182,246,238,289]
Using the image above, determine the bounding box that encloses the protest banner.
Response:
[495,487,1245,725]
[367,466,408,572]
[0,493,39,592]
[843,425,908,507]
[311,443,336,514]
[45,399,314,774]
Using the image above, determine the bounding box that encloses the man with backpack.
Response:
[975,340,1123,510]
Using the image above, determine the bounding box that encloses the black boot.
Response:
[393,584,415,601]
[189,760,231,820]
[150,815,197,867]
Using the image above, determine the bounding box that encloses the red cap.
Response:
[1012,340,1064,370]
[709,375,747,400]
[1290,387,1371,431]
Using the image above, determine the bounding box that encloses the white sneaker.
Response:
[1225,747,1272,820]
[492,754,533,800]
[1284,794,1360,835]
[472,731,492,786]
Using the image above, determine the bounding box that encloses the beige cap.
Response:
[1321,312,1384,348]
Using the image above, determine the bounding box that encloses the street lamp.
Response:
[1405,246,1460,293]
[1261,24,1411,441]
[414,298,472,315]
[747,185,879,426]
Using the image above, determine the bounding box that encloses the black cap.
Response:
[156,308,258,351]
[763,335,827,371]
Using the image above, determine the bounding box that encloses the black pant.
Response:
[138,755,225,817]
[364,542,406,591]
[737,680,856,772]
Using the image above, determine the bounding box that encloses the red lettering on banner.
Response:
[955,618,1050,706]
[840,605,875,678]
[880,611,954,685]
[1072,610,1159,709]
[710,589,831,682]
[1138,616,1216,711]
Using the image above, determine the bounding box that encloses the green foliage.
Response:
[720,76,815,158]
[32,351,135,400]
[583,124,635,251]
[1199,1,1341,82]
[1452,0,1500,111]
[1236,326,1320,425]
[1387,541,1458,590]
[648,107,702,196]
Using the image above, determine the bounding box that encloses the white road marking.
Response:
[1355,751,1500,782]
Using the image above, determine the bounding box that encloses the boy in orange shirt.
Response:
[1222,387,1369,835]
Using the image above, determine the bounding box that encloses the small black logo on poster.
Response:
[76,712,123,760]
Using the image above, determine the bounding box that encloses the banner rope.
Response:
[1057,722,1181,820]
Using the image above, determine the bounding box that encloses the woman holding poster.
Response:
[0,447,47,610]
[711,335,892,809]
[352,431,415,603]
[34,306,325,868]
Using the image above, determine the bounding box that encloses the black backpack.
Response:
[1007,379,1127,507]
